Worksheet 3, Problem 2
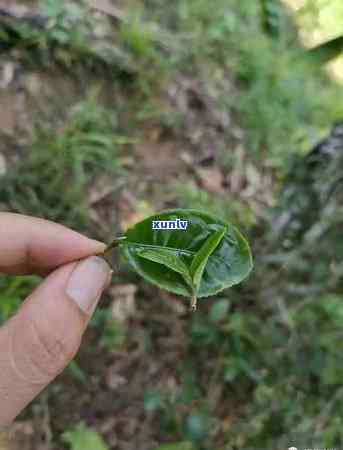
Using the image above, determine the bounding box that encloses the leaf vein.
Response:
[125,242,232,268]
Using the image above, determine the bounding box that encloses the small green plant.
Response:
[173,180,257,228]
[0,275,40,323]
[62,422,108,450]
[0,94,123,230]
[101,209,253,311]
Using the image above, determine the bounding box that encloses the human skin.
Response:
[0,213,112,427]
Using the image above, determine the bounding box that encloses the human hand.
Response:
[0,213,112,426]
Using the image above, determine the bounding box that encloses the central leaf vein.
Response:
[125,241,232,268]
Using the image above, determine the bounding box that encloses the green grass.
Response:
[0,275,40,323]
[141,0,343,171]
[172,180,257,230]
[62,422,108,450]
[0,92,124,230]
[8,0,341,175]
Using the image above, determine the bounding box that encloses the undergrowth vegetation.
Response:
[0,0,343,449]
[0,93,123,229]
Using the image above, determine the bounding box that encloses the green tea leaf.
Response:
[118,209,253,305]
[190,226,226,291]
[306,35,343,65]
[137,247,194,290]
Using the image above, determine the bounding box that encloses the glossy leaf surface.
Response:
[136,247,193,291]
[119,209,253,299]
[190,226,226,291]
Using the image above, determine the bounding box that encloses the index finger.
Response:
[0,213,106,275]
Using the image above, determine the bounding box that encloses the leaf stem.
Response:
[97,236,127,265]
[190,294,197,312]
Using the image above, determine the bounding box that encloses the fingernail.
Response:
[66,256,111,315]
[90,240,107,254]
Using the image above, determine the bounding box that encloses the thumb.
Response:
[0,256,111,426]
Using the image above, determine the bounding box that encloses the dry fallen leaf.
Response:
[197,167,225,193]
[118,190,154,230]
[0,61,15,89]
[88,0,125,20]
[105,369,128,390]
[88,174,119,205]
